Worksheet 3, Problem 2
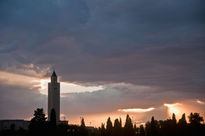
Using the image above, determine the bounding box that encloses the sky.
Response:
[0,0,205,127]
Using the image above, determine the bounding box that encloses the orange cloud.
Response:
[196,100,205,105]
[0,70,40,89]
[164,103,182,116]
[118,107,155,113]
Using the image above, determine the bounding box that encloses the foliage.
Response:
[1,109,205,136]
[28,108,47,136]
[106,117,113,136]
[113,118,122,136]
[79,117,89,136]
[124,114,135,136]
[189,112,204,125]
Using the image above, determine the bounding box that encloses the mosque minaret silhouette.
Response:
[48,70,60,121]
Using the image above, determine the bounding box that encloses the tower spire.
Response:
[51,70,57,83]
[52,70,57,77]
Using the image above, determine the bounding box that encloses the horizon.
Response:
[0,0,205,128]
[1,70,204,127]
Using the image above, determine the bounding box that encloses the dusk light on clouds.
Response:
[0,0,205,127]
[118,108,155,113]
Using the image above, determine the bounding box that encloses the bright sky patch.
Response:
[118,107,155,113]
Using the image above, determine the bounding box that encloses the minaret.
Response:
[48,70,60,121]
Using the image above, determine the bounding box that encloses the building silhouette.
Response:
[48,71,60,121]
[0,71,67,131]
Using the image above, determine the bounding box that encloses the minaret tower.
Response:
[48,70,60,121]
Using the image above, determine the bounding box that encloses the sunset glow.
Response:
[0,0,205,131]
[39,79,104,95]
[1,69,205,126]
[0,1,205,135]
[196,100,205,105]
[164,103,183,117]
[0,70,39,89]
[118,107,155,113]
[0,70,103,96]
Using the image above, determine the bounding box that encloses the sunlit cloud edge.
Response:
[118,107,155,113]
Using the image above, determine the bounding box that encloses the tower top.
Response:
[52,70,57,77]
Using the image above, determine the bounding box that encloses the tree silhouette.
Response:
[171,113,177,135]
[30,108,46,122]
[178,113,187,126]
[81,118,86,127]
[146,116,159,136]
[124,115,135,136]
[189,112,204,125]
[178,113,187,136]
[28,108,47,136]
[188,112,204,136]
[79,118,89,136]
[133,123,137,134]
[100,123,106,136]
[139,125,145,136]
[172,113,177,125]
[106,117,113,136]
[113,118,122,136]
[2,110,205,136]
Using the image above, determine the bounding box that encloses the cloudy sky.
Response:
[0,0,205,126]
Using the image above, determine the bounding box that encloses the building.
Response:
[0,120,30,130]
[0,71,67,131]
[48,71,60,121]
[0,120,68,131]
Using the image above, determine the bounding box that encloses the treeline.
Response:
[95,113,205,136]
[0,108,204,136]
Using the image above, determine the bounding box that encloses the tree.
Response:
[178,113,187,126]
[151,116,158,136]
[133,123,137,134]
[146,116,159,136]
[106,117,113,136]
[79,118,88,136]
[31,108,46,122]
[172,113,177,125]
[139,125,145,136]
[188,113,204,136]
[178,113,188,136]
[81,118,86,127]
[124,115,135,136]
[189,112,204,125]
[29,108,47,136]
[171,113,177,135]
[100,123,106,136]
[113,118,122,136]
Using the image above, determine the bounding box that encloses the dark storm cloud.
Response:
[0,0,205,120]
